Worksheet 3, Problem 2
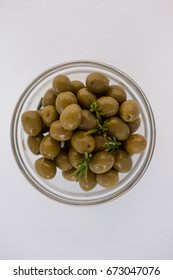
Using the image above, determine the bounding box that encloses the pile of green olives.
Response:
[21,72,147,192]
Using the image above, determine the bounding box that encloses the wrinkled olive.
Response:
[79,170,97,191]
[113,149,133,173]
[86,72,109,96]
[55,91,77,114]
[40,134,61,159]
[77,88,96,109]
[119,99,140,122]
[35,157,56,179]
[21,111,42,136]
[60,104,82,131]
[27,133,44,155]
[124,134,147,154]
[107,116,130,141]
[71,131,95,154]
[89,151,114,174]
[96,169,119,188]
[106,85,127,104]
[55,149,72,171]
[41,105,58,127]
[50,120,73,141]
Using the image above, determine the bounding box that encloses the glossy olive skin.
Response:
[77,88,96,109]
[78,110,97,130]
[124,134,147,154]
[62,168,77,181]
[55,91,77,114]
[71,131,95,154]
[21,111,43,136]
[96,169,119,188]
[27,134,44,155]
[52,74,72,93]
[55,149,72,171]
[86,72,109,96]
[106,85,127,104]
[68,147,83,168]
[40,134,61,159]
[107,116,130,141]
[127,117,141,134]
[35,157,56,179]
[42,89,57,107]
[50,120,73,141]
[113,149,132,173]
[89,151,114,174]
[71,80,85,94]
[79,170,97,191]
[41,105,58,127]
[60,104,82,131]
[97,96,119,117]
[93,134,110,152]
[119,99,140,122]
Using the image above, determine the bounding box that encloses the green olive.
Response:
[40,134,61,159]
[107,116,130,141]
[27,134,44,155]
[77,88,96,109]
[93,134,110,152]
[96,169,119,188]
[70,80,85,94]
[97,96,119,117]
[35,157,56,179]
[106,85,127,104]
[86,72,109,96]
[78,110,97,130]
[89,151,114,174]
[60,104,82,131]
[62,168,77,181]
[42,89,57,107]
[55,91,77,114]
[21,111,42,136]
[54,149,72,171]
[50,120,73,141]
[119,99,140,122]
[41,105,58,127]
[124,134,147,154]
[79,170,97,191]
[52,74,72,93]
[127,117,141,133]
[68,147,83,168]
[71,131,95,154]
[113,149,133,173]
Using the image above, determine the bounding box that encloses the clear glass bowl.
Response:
[11,61,156,205]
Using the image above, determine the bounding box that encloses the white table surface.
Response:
[0,0,173,260]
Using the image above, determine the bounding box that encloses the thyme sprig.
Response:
[104,137,121,153]
[37,97,43,111]
[72,152,92,182]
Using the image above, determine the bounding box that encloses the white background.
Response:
[0,0,173,260]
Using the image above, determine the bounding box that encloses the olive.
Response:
[40,134,61,159]
[50,120,73,141]
[71,131,95,154]
[77,88,96,109]
[21,111,42,136]
[119,100,140,122]
[62,168,77,181]
[55,91,77,114]
[41,105,58,127]
[42,89,57,107]
[52,74,72,93]
[68,147,83,168]
[106,85,127,104]
[127,117,141,133]
[60,104,82,131]
[27,133,44,155]
[93,134,110,152]
[124,134,147,154]
[70,80,85,94]
[89,151,114,174]
[35,157,56,179]
[97,96,119,117]
[86,72,109,96]
[79,170,97,191]
[107,116,130,141]
[96,169,119,188]
[78,110,97,130]
[54,149,72,171]
[113,149,133,173]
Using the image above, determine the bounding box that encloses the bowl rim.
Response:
[10,60,156,206]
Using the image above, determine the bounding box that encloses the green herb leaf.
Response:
[72,152,92,183]
[37,97,43,111]
[104,137,121,153]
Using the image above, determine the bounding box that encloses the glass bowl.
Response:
[11,61,156,205]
